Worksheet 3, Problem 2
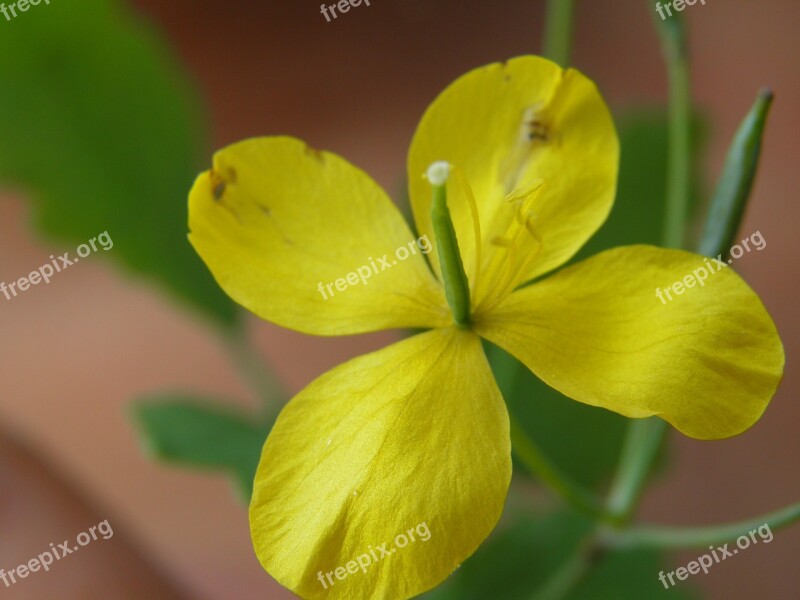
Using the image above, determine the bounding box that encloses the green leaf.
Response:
[491,112,706,490]
[422,512,591,600]
[0,0,237,326]
[131,397,268,500]
[567,548,700,600]
[574,112,671,259]
[422,512,700,600]
[489,342,628,490]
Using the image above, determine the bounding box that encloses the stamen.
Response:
[477,183,545,313]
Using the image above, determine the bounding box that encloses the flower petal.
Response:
[250,328,511,599]
[189,137,449,335]
[407,56,619,301]
[475,246,784,439]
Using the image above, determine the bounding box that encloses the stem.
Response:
[510,418,613,524]
[605,4,791,548]
[221,320,285,412]
[603,501,800,550]
[486,336,610,523]
[605,1,692,526]
[543,0,577,66]
[516,0,593,520]
[662,58,691,248]
[604,418,666,524]
[654,4,691,249]
[530,537,596,600]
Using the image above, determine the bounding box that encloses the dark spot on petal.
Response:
[525,120,549,142]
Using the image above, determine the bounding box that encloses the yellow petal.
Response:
[475,246,784,439]
[408,56,619,306]
[189,137,449,336]
[250,328,511,600]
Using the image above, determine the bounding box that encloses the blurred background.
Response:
[0,0,797,598]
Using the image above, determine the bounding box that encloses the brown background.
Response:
[0,0,797,598]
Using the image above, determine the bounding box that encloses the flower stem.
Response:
[607,4,790,541]
[602,501,800,550]
[654,2,691,250]
[543,0,577,67]
[605,417,666,524]
[221,320,285,414]
[530,536,597,600]
[605,1,692,527]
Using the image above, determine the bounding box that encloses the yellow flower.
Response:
[188,56,783,599]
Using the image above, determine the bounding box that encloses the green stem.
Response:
[605,418,666,524]
[222,320,285,413]
[487,338,611,524]
[511,418,613,524]
[530,537,596,600]
[543,0,577,66]
[662,58,691,248]
[605,2,692,527]
[517,0,592,520]
[603,501,800,550]
[654,3,691,249]
[606,4,790,547]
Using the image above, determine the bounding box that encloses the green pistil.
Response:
[428,162,470,327]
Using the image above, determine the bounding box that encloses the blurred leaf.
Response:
[131,397,268,499]
[423,512,700,600]
[489,342,630,490]
[573,112,671,259]
[0,0,236,326]
[422,512,591,600]
[574,110,706,260]
[567,547,700,600]
[490,113,684,490]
